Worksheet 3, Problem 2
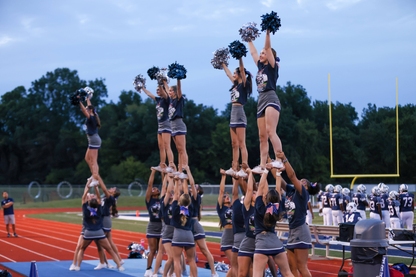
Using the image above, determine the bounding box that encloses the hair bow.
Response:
[266,202,279,215]
[180,206,189,216]
[89,206,98,217]
[310,182,317,187]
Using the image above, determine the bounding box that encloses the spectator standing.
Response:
[1,191,17,237]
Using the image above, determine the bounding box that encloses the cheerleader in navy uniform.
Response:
[399,184,415,230]
[142,86,176,173]
[217,169,235,277]
[163,78,188,176]
[221,57,252,177]
[252,169,293,277]
[187,167,218,277]
[144,168,163,277]
[76,181,124,271]
[247,30,284,174]
[271,152,320,277]
[387,190,401,229]
[171,171,197,277]
[230,177,245,277]
[78,87,101,186]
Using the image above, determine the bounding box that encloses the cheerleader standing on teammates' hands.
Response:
[171,169,198,277]
[78,87,102,185]
[248,29,284,174]
[221,57,253,178]
[271,152,320,277]
[217,169,235,277]
[253,169,293,277]
[164,78,188,176]
[188,167,219,277]
[141,85,176,173]
[144,168,163,277]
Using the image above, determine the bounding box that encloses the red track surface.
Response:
[0,209,345,277]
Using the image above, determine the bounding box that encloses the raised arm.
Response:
[94,185,101,204]
[243,169,254,210]
[79,101,89,118]
[81,183,90,204]
[232,178,239,204]
[258,170,269,204]
[222,63,235,83]
[276,152,302,195]
[142,87,156,101]
[239,58,247,85]
[98,176,110,199]
[264,30,276,68]
[248,41,259,66]
[164,174,174,206]
[160,172,168,198]
[145,168,157,202]
[185,166,197,200]
[177,79,183,99]
[218,168,227,208]
[173,176,180,201]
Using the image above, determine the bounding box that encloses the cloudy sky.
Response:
[1,0,415,117]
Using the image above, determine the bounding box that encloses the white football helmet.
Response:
[371,186,380,196]
[377,183,389,194]
[389,190,399,200]
[399,184,408,193]
[356,184,366,193]
[325,184,334,193]
[341,188,350,196]
[334,185,342,193]
[346,202,357,213]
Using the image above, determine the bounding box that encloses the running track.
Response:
[0,209,345,277]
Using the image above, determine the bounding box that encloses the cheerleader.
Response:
[144,168,163,277]
[171,171,197,277]
[252,169,293,277]
[230,177,245,277]
[273,152,320,277]
[221,57,252,178]
[247,30,284,174]
[78,87,101,185]
[142,86,175,173]
[188,167,218,277]
[163,78,188,176]
[217,169,235,277]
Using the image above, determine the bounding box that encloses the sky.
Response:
[1,0,415,118]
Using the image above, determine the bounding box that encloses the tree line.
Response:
[1,68,415,186]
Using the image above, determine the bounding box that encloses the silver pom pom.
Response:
[133,74,146,92]
[84,86,94,99]
[211,48,230,70]
[155,68,169,86]
[239,22,261,42]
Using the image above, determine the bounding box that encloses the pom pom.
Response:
[147,66,160,80]
[133,74,146,92]
[167,62,187,79]
[211,47,230,70]
[155,68,169,86]
[69,88,88,106]
[228,40,247,60]
[260,11,281,34]
[239,22,261,42]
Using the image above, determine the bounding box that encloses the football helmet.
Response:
[399,184,408,193]
[389,190,399,200]
[334,185,342,193]
[371,186,380,196]
[341,188,350,196]
[356,184,366,193]
[325,184,334,193]
[346,202,357,213]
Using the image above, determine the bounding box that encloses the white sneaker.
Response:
[165,166,174,173]
[270,160,284,169]
[88,178,99,187]
[158,267,164,274]
[144,269,153,277]
[94,263,106,270]
[151,274,158,277]
[251,165,265,174]
[151,165,164,172]
[107,263,116,269]
[225,168,236,176]
[69,264,76,271]
[119,259,124,265]
[212,273,219,277]
[118,266,125,271]
[179,173,188,179]
[236,169,248,178]
[74,266,80,271]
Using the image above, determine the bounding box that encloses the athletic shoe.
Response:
[212,273,219,277]
[120,259,124,265]
[236,169,248,178]
[69,264,76,271]
[179,173,188,179]
[173,171,181,176]
[94,263,106,270]
[107,263,116,269]
[144,269,153,277]
[151,165,164,172]
[251,165,265,174]
[158,267,163,274]
[118,266,125,272]
[88,178,99,187]
[7,233,10,238]
[13,233,18,237]
[225,168,236,176]
[74,266,80,271]
[164,166,174,173]
[270,160,284,169]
